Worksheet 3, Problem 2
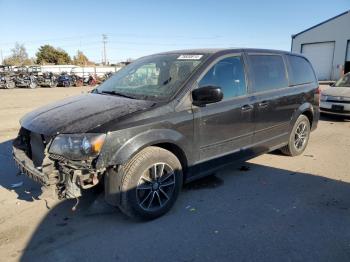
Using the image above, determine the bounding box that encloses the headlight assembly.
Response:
[49,133,106,160]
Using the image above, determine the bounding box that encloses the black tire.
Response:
[281,114,311,156]
[116,146,183,220]
[29,82,37,89]
[5,81,15,89]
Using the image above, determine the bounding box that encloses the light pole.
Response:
[102,34,108,65]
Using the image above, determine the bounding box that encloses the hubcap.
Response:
[136,163,175,211]
[294,121,308,150]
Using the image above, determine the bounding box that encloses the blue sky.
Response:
[0,0,349,63]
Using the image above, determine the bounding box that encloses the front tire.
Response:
[281,115,310,156]
[117,146,183,220]
[5,81,15,89]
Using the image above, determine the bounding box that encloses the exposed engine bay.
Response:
[13,128,105,201]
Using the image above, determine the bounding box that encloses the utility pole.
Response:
[0,49,3,65]
[102,34,108,65]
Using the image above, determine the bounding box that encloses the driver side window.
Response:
[199,56,247,100]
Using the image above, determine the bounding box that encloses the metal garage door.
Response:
[301,42,335,81]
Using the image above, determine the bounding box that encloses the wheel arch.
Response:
[107,129,189,170]
[291,102,315,129]
[152,142,188,174]
[104,129,189,207]
[301,109,313,128]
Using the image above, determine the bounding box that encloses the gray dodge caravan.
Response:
[13,49,320,220]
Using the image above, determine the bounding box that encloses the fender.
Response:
[103,129,189,206]
[108,128,188,166]
[289,102,315,131]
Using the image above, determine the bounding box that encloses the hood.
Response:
[322,87,350,98]
[20,93,155,135]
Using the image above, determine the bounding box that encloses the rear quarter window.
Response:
[248,55,288,93]
[287,55,316,86]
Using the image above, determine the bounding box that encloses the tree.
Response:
[55,48,72,64]
[73,50,93,66]
[3,43,33,66]
[36,45,72,65]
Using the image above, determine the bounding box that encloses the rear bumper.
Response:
[12,146,50,186]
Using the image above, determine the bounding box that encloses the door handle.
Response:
[258,101,269,108]
[241,104,253,112]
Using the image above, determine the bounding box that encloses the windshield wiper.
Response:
[99,90,136,99]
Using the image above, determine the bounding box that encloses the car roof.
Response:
[155,48,293,56]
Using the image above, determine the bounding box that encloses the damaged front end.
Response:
[13,128,106,200]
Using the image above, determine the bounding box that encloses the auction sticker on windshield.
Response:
[177,54,203,60]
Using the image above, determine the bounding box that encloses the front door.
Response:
[193,54,255,161]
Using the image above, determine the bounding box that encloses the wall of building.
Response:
[291,11,350,80]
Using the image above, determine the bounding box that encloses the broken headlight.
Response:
[49,133,106,160]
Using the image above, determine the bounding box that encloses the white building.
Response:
[291,10,350,81]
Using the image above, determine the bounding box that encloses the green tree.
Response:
[36,45,72,65]
[3,43,33,66]
[73,50,93,66]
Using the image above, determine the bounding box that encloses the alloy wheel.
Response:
[136,163,176,212]
[294,121,308,150]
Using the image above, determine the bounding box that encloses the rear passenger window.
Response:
[248,55,288,93]
[199,56,246,100]
[287,55,316,85]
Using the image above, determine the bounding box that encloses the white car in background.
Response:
[320,72,350,116]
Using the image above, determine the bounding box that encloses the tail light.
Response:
[315,86,321,105]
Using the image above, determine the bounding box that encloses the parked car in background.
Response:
[13,49,319,220]
[37,72,57,88]
[0,65,16,89]
[320,72,350,116]
[14,73,38,89]
[57,73,74,87]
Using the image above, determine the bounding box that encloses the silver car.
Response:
[320,73,350,116]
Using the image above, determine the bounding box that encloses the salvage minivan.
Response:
[13,49,320,220]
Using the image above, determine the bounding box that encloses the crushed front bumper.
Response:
[12,146,51,186]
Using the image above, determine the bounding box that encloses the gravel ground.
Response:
[0,85,349,262]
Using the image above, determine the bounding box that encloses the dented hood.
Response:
[20,93,154,135]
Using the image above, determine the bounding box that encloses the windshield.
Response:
[95,53,208,101]
[335,73,350,87]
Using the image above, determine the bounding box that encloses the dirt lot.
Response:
[0,86,350,262]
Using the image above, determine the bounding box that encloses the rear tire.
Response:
[281,114,310,156]
[116,146,183,220]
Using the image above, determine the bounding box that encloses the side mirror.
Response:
[192,86,223,106]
